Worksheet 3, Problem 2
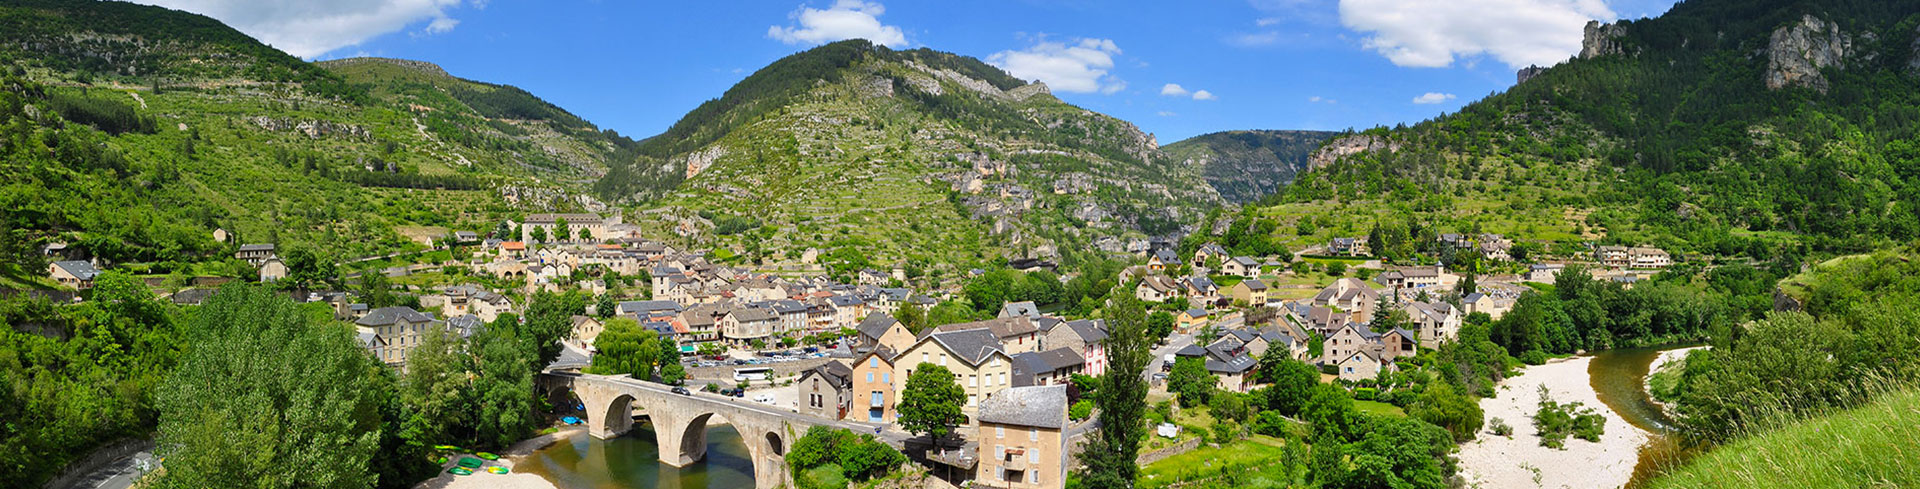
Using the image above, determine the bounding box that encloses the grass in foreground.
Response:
[1646,388,1920,489]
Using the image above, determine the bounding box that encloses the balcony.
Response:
[923,446,977,470]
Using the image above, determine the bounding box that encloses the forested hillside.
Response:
[608,40,1224,276]
[1266,0,1920,259]
[1162,130,1337,203]
[0,0,627,286]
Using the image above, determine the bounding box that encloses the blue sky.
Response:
[142,0,1678,143]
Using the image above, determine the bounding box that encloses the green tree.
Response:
[1259,355,1321,416]
[554,218,571,243]
[1408,381,1483,442]
[472,326,536,448]
[1169,356,1215,408]
[896,302,928,333]
[587,318,660,379]
[1147,310,1176,340]
[577,227,592,241]
[897,363,967,441]
[359,270,397,308]
[1319,416,1456,489]
[281,246,339,291]
[531,226,548,243]
[1077,295,1153,489]
[1302,383,1364,441]
[596,293,616,319]
[154,284,383,489]
[400,325,472,449]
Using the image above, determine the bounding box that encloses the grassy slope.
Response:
[1648,388,1920,489]
[640,45,1218,270]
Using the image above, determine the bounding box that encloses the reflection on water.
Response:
[517,422,755,489]
[1587,345,1706,488]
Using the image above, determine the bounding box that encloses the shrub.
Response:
[1210,420,1241,444]
[1069,400,1093,421]
[1353,387,1378,401]
[800,464,848,489]
[1490,417,1514,436]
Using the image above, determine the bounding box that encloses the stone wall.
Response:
[1135,436,1203,466]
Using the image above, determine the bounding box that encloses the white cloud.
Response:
[1308,96,1336,104]
[767,0,907,48]
[1338,0,1615,69]
[1157,111,1177,117]
[423,16,458,35]
[988,37,1126,94]
[1412,92,1458,104]
[1161,83,1215,100]
[1256,17,1282,27]
[134,0,467,58]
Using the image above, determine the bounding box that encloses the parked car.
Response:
[671,386,691,396]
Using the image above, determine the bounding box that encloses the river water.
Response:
[516,422,756,489]
[1587,345,1702,488]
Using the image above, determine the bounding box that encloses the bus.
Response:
[734,367,773,382]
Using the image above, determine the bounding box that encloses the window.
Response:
[969,375,978,387]
[940,354,948,366]
[867,372,874,383]
[969,394,976,406]
[869,357,878,368]
[996,427,1004,438]
[882,373,890,383]
[1029,450,1038,463]
[1029,429,1038,441]
[922,352,929,364]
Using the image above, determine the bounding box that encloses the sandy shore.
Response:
[1458,356,1649,489]
[412,427,586,489]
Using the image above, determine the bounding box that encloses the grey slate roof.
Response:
[828,295,865,307]
[446,314,486,338]
[1000,301,1041,319]
[730,306,778,323]
[618,300,682,316]
[356,306,434,327]
[856,312,898,339]
[977,384,1069,429]
[925,328,1005,366]
[237,243,276,252]
[1063,319,1108,344]
[50,260,100,280]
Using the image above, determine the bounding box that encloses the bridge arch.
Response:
[548,373,804,489]
[765,432,785,456]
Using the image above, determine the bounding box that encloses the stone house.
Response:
[851,349,899,423]
[1192,243,1229,267]
[797,361,854,420]
[1038,319,1108,377]
[975,384,1070,489]
[235,243,277,266]
[719,306,779,345]
[1376,266,1443,289]
[856,313,917,353]
[356,306,438,366]
[1327,237,1370,256]
[1178,308,1209,329]
[1335,350,1390,382]
[1229,279,1269,306]
[896,328,1015,410]
[1147,249,1182,271]
[570,316,603,349]
[1173,336,1259,393]
[258,259,289,282]
[1222,256,1261,278]
[1009,348,1084,387]
[48,260,100,289]
[1134,275,1182,302]
[1402,301,1462,349]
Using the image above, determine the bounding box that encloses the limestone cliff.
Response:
[1765,15,1852,92]
[1309,134,1399,169]
[1580,21,1629,59]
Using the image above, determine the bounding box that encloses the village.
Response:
[39,212,1679,489]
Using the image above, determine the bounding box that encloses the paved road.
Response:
[57,454,139,489]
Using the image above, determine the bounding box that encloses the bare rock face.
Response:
[1765,15,1852,92]
[1516,65,1550,84]
[1580,21,1629,59]
[681,146,726,179]
[1909,24,1920,76]
[1007,82,1050,101]
[1309,134,1398,169]
[246,116,371,141]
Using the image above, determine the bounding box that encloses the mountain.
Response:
[0,0,625,279]
[1161,129,1338,203]
[1264,0,1920,257]
[603,40,1222,272]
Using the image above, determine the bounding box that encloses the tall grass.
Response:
[1646,386,1920,489]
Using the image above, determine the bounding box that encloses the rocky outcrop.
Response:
[681,146,726,179]
[1007,82,1050,101]
[1516,65,1550,84]
[1765,15,1852,92]
[1580,21,1629,59]
[1908,25,1920,76]
[1309,134,1398,169]
[246,116,371,141]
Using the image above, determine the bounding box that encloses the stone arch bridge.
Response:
[539,372,839,489]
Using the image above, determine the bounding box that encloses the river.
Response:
[1587,345,1702,488]
[515,422,755,489]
